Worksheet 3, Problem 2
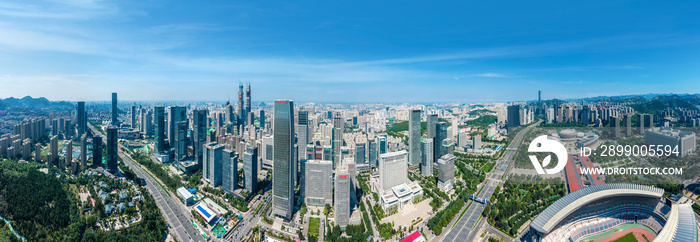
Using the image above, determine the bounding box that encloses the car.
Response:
[473,218,476,222]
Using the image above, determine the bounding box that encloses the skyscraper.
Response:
[192,109,208,166]
[222,149,238,194]
[368,140,377,167]
[131,104,136,129]
[238,83,245,126]
[625,114,632,137]
[64,139,72,170]
[437,154,456,191]
[582,106,590,126]
[167,106,187,153]
[244,146,258,192]
[421,138,434,177]
[355,143,365,164]
[93,135,102,166]
[81,134,87,169]
[273,99,295,220]
[332,111,344,169]
[154,106,165,153]
[259,110,266,130]
[111,92,118,126]
[174,121,187,161]
[507,105,521,130]
[77,101,86,136]
[427,114,438,140]
[225,100,235,124]
[203,142,224,186]
[377,134,387,154]
[435,122,448,162]
[335,166,350,229]
[50,135,58,166]
[246,83,252,117]
[408,109,421,167]
[106,126,118,173]
[297,110,309,163]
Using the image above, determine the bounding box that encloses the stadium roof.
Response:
[655,204,698,242]
[530,183,664,234]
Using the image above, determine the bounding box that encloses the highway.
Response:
[441,121,540,242]
[89,124,203,242]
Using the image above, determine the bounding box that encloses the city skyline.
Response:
[0,1,699,102]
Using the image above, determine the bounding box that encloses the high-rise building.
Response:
[222,149,238,194]
[427,114,438,140]
[106,126,118,173]
[421,138,433,177]
[259,110,266,130]
[332,111,343,169]
[353,142,365,164]
[111,93,118,126]
[167,106,187,153]
[611,116,621,138]
[65,139,73,170]
[582,106,590,126]
[34,143,41,162]
[81,134,87,169]
[625,114,632,137]
[93,135,102,166]
[77,101,86,136]
[192,109,208,166]
[131,105,136,128]
[246,83,252,117]
[408,109,421,167]
[238,83,245,126]
[638,113,654,134]
[225,100,235,124]
[377,134,387,154]
[203,142,224,186]
[335,167,351,229]
[472,135,482,150]
[244,146,258,192]
[50,135,58,166]
[174,121,187,161]
[379,150,407,191]
[304,160,332,206]
[154,106,165,153]
[297,110,309,163]
[273,100,295,220]
[435,122,448,162]
[368,140,377,167]
[262,135,273,168]
[507,105,521,129]
[437,154,456,192]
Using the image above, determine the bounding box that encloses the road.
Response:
[227,194,269,241]
[89,123,203,242]
[441,121,540,242]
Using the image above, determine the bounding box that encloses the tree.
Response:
[298,230,305,240]
[324,204,331,217]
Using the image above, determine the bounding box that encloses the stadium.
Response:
[527,183,699,242]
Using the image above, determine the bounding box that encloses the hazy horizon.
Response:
[1,1,699,103]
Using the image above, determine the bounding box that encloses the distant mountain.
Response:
[631,95,699,114]
[0,96,73,109]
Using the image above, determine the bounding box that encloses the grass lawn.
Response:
[479,162,495,173]
[308,217,320,237]
[613,233,638,242]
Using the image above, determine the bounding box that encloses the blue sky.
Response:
[0,0,699,103]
